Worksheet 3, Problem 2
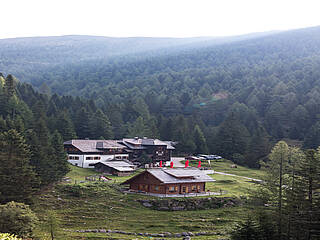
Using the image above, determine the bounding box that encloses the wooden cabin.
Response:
[122,168,215,195]
[120,138,175,164]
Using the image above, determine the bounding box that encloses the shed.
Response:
[94,161,135,176]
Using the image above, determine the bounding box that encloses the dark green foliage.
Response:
[0,130,39,203]
[89,109,113,139]
[2,26,320,167]
[216,112,250,160]
[193,124,208,154]
[0,201,38,238]
[50,131,70,181]
[230,216,262,240]
[251,142,320,240]
[54,110,77,141]
[303,121,320,149]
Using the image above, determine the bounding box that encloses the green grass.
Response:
[188,159,266,179]
[32,163,263,239]
[207,174,259,198]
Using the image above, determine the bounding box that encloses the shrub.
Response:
[0,233,22,240]
[0,202,38,238]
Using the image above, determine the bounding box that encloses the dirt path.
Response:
[213,171,262,182]
[171,157,185,167]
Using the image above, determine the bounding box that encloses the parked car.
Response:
[197,154,223,160]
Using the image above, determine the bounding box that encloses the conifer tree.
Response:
[55,110,77,141]
[50,130,70,181]
[89,109,113,139]
[0,130,39,203]
[193,124,208,154]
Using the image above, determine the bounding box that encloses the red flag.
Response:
[185,159,189,168]
[170,161,174,168]
[160,161,163,168]
[198,160,201,168]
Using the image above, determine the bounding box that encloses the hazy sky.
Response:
[1,0,320,39]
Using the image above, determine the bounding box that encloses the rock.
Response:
[183,237,191,240]
[172,206,185,211]
[142,202,153,207]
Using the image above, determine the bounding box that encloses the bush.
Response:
[0,233,22,240]
[0,202,38,238]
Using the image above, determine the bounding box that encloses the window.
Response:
[69,156,79,160]
[88,163,95,166]
[156,151,164,156]
[182,186,186,193]
[86,157,93,160]
[94,156,101,160]
[192,185,197,191]
[168,186,175,192]
[155,186,159,191]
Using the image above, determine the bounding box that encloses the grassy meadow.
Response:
[32,162,264,239]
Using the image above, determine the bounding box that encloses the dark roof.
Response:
[122,168,214,185]
[64,139,126,153]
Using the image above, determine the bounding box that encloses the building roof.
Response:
[64,139,126,153]
[94,161,135,172]
[122,168,214,185]
[121,138,175,150]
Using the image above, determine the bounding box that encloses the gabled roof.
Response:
[121,138,175,150]
[95,161,135,172]
[122,168,214,185]
[64,139,125,153]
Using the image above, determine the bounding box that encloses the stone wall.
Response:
[138,197,241,211]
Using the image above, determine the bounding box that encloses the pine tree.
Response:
[295,149,320,240]
[50,131,70,181]
[0,130,39,203]
[55,110,77,141]
[216,112,250,159]
[257,141,291,240]
[89,109,113,139]
[193,124,208,154]
[230,216,262,240]
[74,107,91,139]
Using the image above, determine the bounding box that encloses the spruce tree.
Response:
[50,131,70,181]
[0,129,39,203]
[193,124,208,154]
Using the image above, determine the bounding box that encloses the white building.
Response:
[64,139,129,168]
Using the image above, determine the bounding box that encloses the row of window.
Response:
[86,156,101,160]
[68,155,128,161]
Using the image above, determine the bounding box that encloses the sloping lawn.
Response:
[32,163,263,239]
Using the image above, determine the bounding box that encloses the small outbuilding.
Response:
[122,168,214,195]
[94,161,135,176]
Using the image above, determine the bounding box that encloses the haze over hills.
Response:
[1,25,320,167]
[0,30,280,82]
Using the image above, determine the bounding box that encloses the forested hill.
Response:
[1,26,320,168]
[0,31,278,85]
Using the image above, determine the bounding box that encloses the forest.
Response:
[1,26,320,170]
[1,25,320,239]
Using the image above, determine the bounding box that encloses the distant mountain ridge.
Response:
[0,30,281,81]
